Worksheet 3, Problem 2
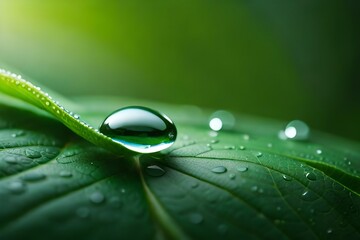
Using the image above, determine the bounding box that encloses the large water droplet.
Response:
[284,120,310,140]
[145,165,166,177]
[211,166,227,174]
[99,106,177,153]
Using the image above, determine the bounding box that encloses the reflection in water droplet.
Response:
[21,172,46,182]
[305,172,317,181]
[189,213,203,224]
[59,171,73,178]
[89,191,105,204]
[237,166,248,172]
[282,174,292,181]
[211,166,227,174]
[7,181,26,194]
[284,120,310,140]
[145,165,166,177]
[99,106,177,153]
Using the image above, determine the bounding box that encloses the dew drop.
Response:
[256,152,263,157]
[59,171,73,178]
[305,172,317,181]
[89,191,105,204]
[189,213,203,224]
[327,229,333,234]
[21,172,46,182]
[237,166,248,172]
[229,173,236,180]
[99,106,177,153]
[282,174,292,181]
[283,120,310,140]
[211,166,227,174]
[239,145,245,150]
[145,165,166,177]
[7,181,26,194]
[316,149,322,155]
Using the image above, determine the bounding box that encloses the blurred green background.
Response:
[0,0,359,140]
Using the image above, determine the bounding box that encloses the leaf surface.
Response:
[0,70,359,240]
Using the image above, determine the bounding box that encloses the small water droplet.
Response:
[76,207,90,218]
[89,191,105,204]
[327,229,333,234]
[145,165,166,177]
[210,139,219,144]
[229,173,236,179]
[239,145,245,150]
[282,174,292,181]
[316,149,322,155]
[21,172,46,182]
[284,120,310,140]
[267,143,273,148]
[237,166,248,172]
[121,188,126,193]
[189,213,203,224]
[224,145,235,150]
[7,181,26,194]
[99,106,177,153]
[191,182,199,189]
[59,171,73,178]
[211,166,227,174]
[256,152,263,157]
[73,114,80,119]
[243,134,250,140]
[305,172,317,181]
[251,186,258,192]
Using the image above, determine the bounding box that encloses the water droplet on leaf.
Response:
[211,166,227,174]
[59,171,73,178]
[21,172,46,182]
[99,106,177,153]
[7,181,26,194]
[305,172,317,181]
[89,191,105,204]
[237,166,248,172]
[145,165,166,177]
[282,174,292,181]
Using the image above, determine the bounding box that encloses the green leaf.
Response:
[0,69,359,239]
